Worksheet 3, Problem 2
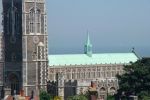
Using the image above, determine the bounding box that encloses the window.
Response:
[101,72,105,78]
[37,9,41,33]
[77,72,80,79]
[66,73,71,79]
[72,73,76,79]
[86,72,90,78]
[29,9,34,33]
[81,73,85,79]
[97,72,101,78]
[29,8,41,33]
[91,72,96,78]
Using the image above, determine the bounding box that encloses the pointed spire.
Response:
[84,31,92,57]
[87,31,91,45]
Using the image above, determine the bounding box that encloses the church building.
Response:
[0,0,139,99]
[48,33,139,99]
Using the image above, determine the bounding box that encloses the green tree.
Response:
[117,58,150,99]
[39,90,53,100]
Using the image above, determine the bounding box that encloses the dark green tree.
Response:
[39,90,53,100]
[117,58,150,99]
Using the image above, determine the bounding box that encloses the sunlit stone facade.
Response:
[48,64,125,99]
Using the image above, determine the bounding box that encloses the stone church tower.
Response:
[1,0,48,96]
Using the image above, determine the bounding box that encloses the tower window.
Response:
[37,9,41,33]
[29,9,35,33]
[29,8,41,33]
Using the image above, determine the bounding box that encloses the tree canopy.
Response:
[117,58,150,99]
[39,90,53,100]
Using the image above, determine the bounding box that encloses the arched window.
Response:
[29,8,35,33]
[29,8,41,33]
[37,9,41,33]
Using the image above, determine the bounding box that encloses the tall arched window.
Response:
[37,9,41,33]
[29,8,35,33]
[29,8,41,33]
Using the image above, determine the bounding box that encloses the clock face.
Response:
[33,36,39,44]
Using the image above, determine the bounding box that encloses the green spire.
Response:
[87,31,91,45]
[84,31,92,57]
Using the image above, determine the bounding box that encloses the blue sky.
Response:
[46,0,150,57]
[0,0,150,57]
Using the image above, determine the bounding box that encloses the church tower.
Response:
[84,32,92,57]
[22,0,48,96]
[1,0,48,96]
[2,0,23,95]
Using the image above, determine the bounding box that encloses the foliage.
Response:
[117,58,150,99]
[54,96,62,100]
[107,95,115,100]
[67,94,88,100]
[39,90,53,100]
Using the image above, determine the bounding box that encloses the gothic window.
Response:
[97,72,101,78]
[101,72,105,78]
[91,72,96,78]
[86,72,90,79]
[83,72,86,79]
[37,9,41,33]
[29,8,34,33]
[66,73,71,79]
[112,71,115,77]
[29,8,41,33]
[81,73,85,79]
[72,73,76,79]
[77,72,80,79]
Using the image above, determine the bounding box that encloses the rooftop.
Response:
[48,52,139,66]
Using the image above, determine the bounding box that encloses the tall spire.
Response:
[84,31,92,57]
[87,31,91,45]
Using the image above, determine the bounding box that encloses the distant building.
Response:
[48,33,139,100]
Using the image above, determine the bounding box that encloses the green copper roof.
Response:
[48,53,139,66]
